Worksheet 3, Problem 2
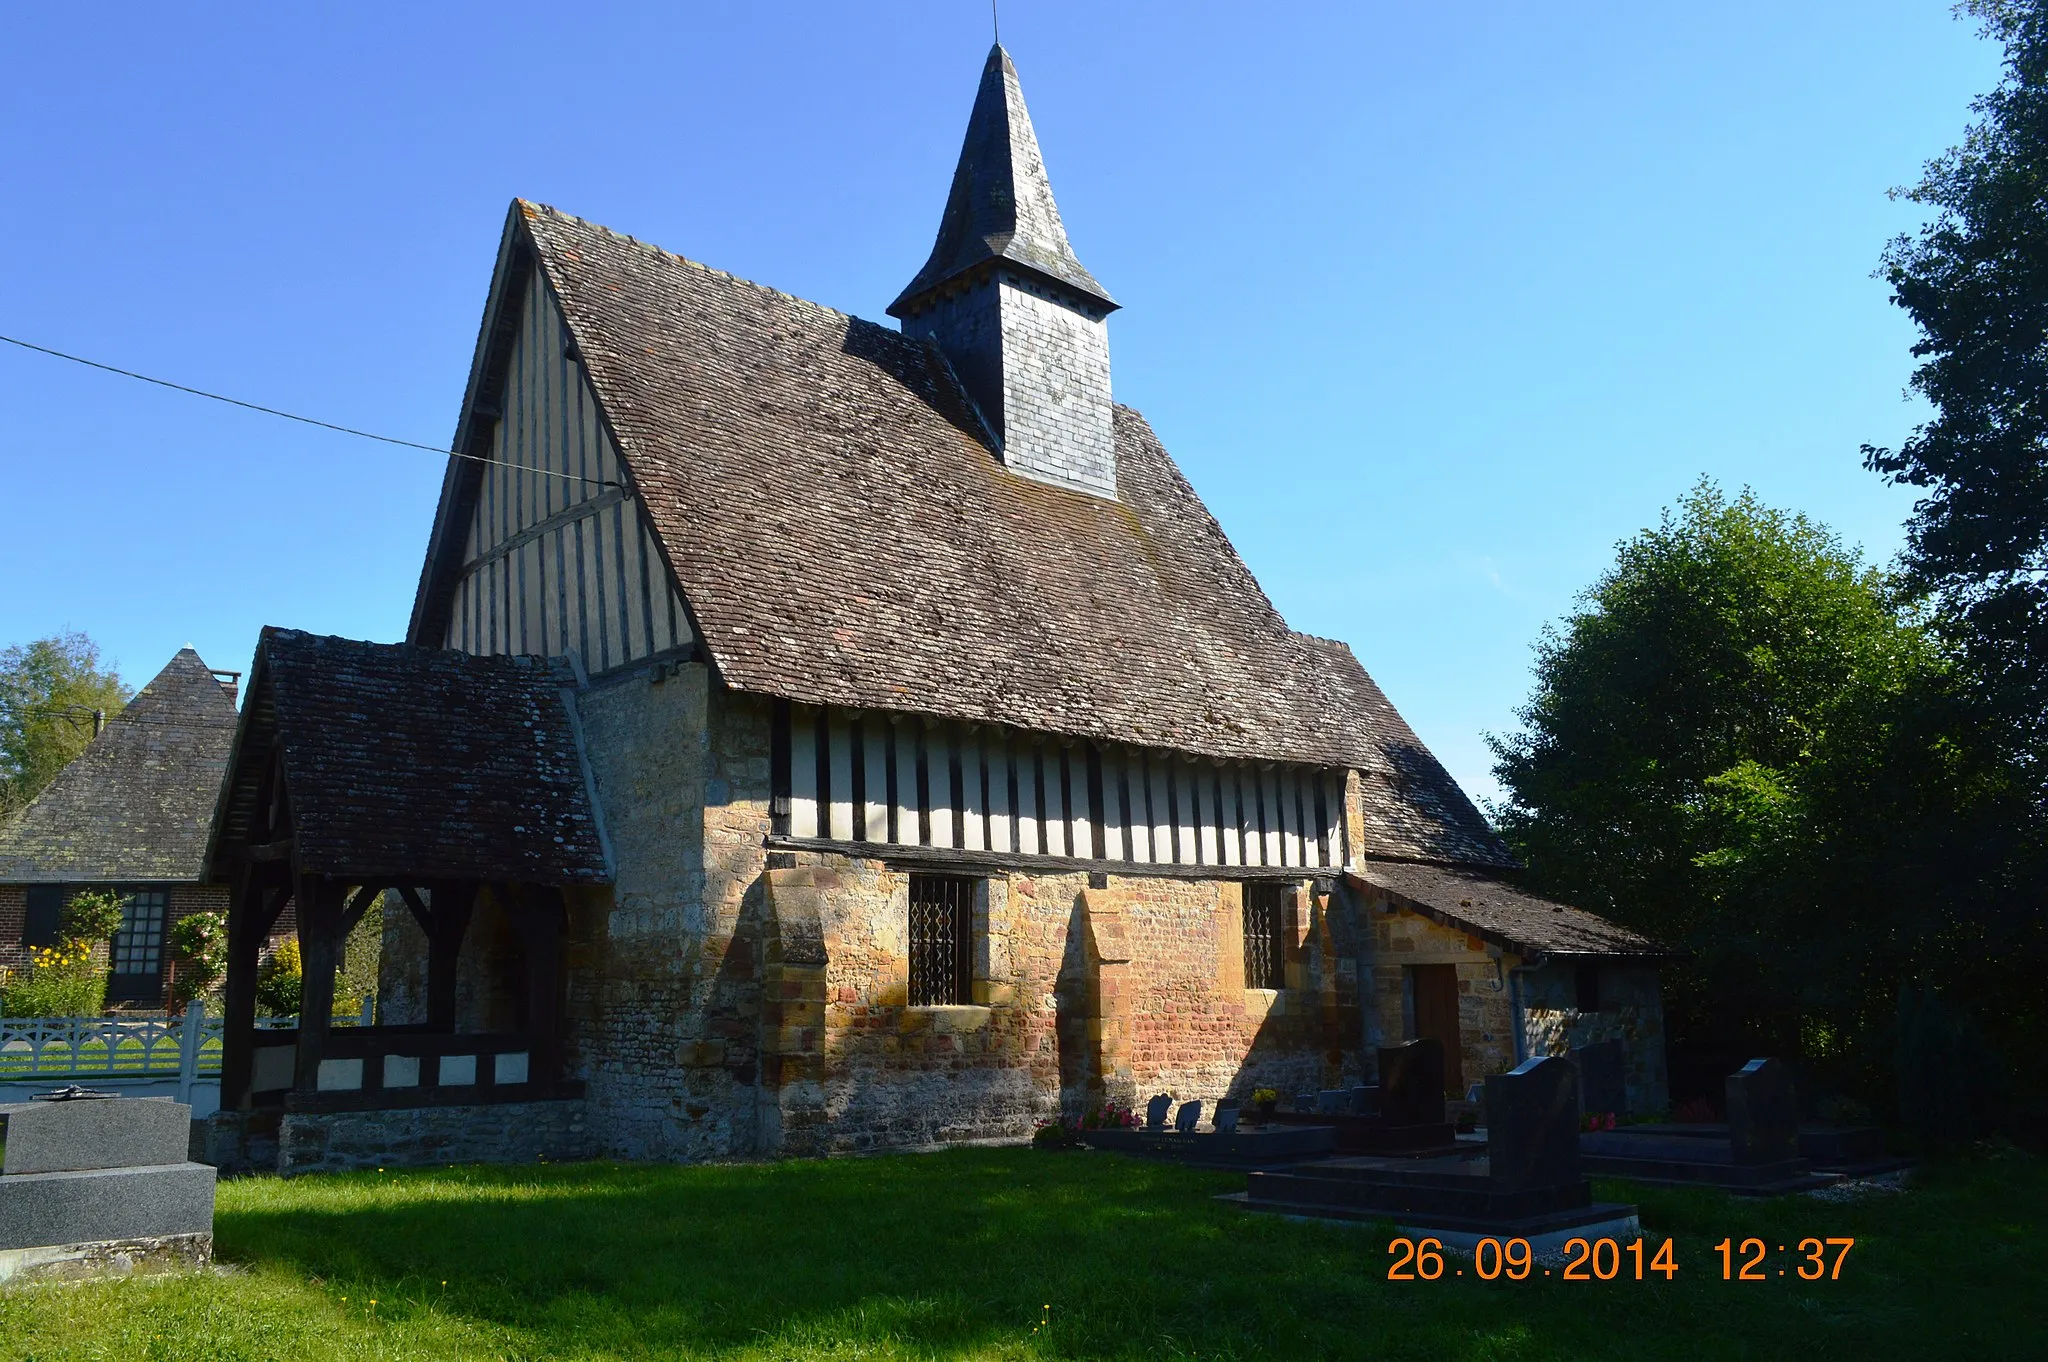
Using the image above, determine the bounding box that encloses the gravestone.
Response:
[0,1093,215,1283]
[1486,1055,1582,1195]
[1293,1092,1315,1113]
[1726,1058,1798,1166]
[1573,1039,1629,1120]
[1145,1094,1172,1132]
[1316,1089,1347,1115]
[1212,1101,1240,1135]
[1174,1100,1203,1134]
[1349,1086,1379,1116]
[1378,1039,1447,1128]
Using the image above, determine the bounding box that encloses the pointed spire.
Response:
[889,45,1116,318]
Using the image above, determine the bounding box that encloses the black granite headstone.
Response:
[1378,1039,1447,1127]
[1174,1100,1203,1134]
[1144,1094,1172,1132]
[1486,1055,1582,1195]
[1316,1089,1347,1115]
[1212,1101,1240,1135]
[1726,1058,1798,1166]
[1573,1038,1629,1120]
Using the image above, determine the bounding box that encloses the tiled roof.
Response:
[507,203,1399,775]
[206,630,608,885]
[0,648,236,884]
[1351,861,1672,958]
[1302,636,1517,870]
[889,45,1115,316]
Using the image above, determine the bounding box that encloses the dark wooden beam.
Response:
[424,881,477,1034]
[509,885,566,1086]
[242,837,295,863]
[292,875,344,1094]
[217,862,269,1111]
[396,885,434,937]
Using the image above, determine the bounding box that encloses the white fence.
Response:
[0,999,367,1104]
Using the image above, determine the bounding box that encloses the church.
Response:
[203,46,1668,1172]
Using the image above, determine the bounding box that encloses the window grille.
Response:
[1243,883,1287,990]
[908,873,975,1007]
[108,891,169,1000]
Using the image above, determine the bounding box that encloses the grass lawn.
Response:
[0,1145,2041,1361]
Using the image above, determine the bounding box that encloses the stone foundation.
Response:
[277,1099,594,1175]
[0,1232,212,1284]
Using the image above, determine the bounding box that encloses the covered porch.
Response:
[204,630,611,1138]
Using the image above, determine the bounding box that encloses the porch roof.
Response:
[1349,861,1673,960]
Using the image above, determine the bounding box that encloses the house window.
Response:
[1243,882,1287,990]
[107,891,169,1003]
[1575,959,1603,1012]
[907,873,975,1006]
[22,885,65,948]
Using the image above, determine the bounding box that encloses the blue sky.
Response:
[0,3,2000,805]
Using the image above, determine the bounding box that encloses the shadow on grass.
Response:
[203,1146,2047,1361]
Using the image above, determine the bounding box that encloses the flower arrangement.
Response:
[1673,1097,1719,1125]
[1077,1103,1137,1130]
[1581,1110,1619,1133]
[1252,1088,1278,1105]
[1031,1119,1081,1150]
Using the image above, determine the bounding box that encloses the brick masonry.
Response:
[359,664,1667,1163]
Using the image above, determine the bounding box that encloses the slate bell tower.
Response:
[889,45,1120,498]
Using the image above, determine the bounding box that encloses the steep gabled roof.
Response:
[1351,862,1672,959]
[0,648,237,883]
[890,44,1115,316]
[409,199,1513,867]
[206,630,609,885]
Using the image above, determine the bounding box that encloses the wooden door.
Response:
[1410,964,1466,1096]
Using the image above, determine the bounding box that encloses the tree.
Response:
[0,633,130,817]
[1489,484,2035,1116]
[1864,0,2048,787]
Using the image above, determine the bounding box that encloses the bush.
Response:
[256,938,303,1016]
[59,889,124,947]
[1032,1119,1081,1150]
[0,942,108,1017]
[169,910,227,1004]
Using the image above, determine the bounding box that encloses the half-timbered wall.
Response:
[778,704,1348,872]
[444,277,691,673]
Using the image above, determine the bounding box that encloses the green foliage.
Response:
[1865,1,2048,784]
[0,632,130,817]
[170,909,228,1004]
[1491,482,2037,1115]
[335,893,384,1020]
[257,937,304,1017]
[0,941,107,1017]
[59,888,125,947]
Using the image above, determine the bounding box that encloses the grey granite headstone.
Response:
[1573,1038,1629,1120]
[1212,1101,1240,1135]
[1316,1089,1347,1115]
[1144,1094,1172,1132]
[0,1098,191,1176]
[1174,1100,1202,1134]
[1378,1039,1446,1127]
[0,1164,216,1252]
[1726,1058,1798,1165]
[1293,1092,1314,1113]
[1486,1055,1582,1195]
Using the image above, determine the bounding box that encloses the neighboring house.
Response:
[204,45,1669,1170]
[0,648,241,1009]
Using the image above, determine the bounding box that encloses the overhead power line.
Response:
[0,332,618,490]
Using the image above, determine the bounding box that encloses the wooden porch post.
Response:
[292,875,343,1093]
[425,880,478,1031]
[219,865,268,1110]
[513,885,566,1085]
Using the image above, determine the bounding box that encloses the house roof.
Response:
[1350,861,1673,959]
[424,201,1434,780]
[205,629,609,886]
[889,45,1115,316]
[0,648,237,884]
[1305,637,1516,869]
